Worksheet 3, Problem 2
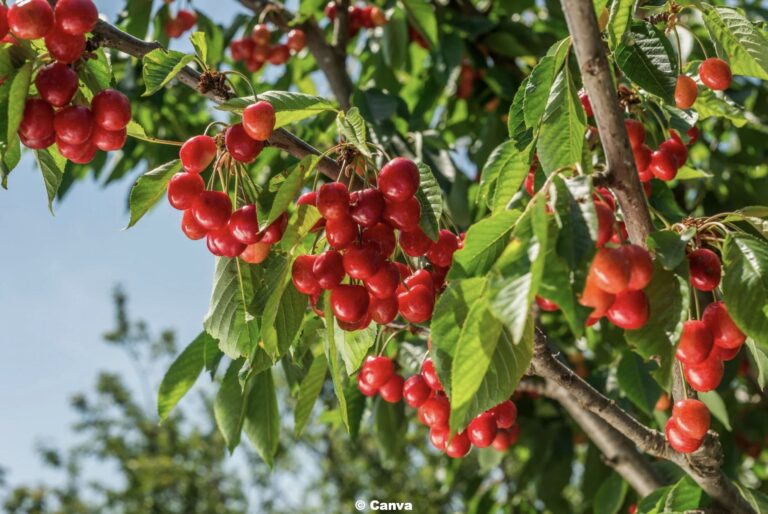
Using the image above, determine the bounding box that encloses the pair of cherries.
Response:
[230,23,306,72]
[164,9,197,39]
[324,2,387,38]
[626,119,690,182]
[675,58,733,109]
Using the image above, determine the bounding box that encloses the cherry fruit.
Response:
[180,135,217,174]
[207,227,246,258]
[666,417,703,453]
[379,374,404,403]
[378,157,420,202]
[621,244,653,290]
[421,358,443,391]
[242,101,275,141]
[418,395,450,427]
[167,172,204,210]
[92,89,132,131]
[53,105,93,145]
[241,242,271,264]
[19,99,55,142]
[624,119,645,148]
[397,283,434,323]
[675,75,698,109]
[350,188,384,227]
[688,248,721,291]
[426,229,459,267]
[312,250,345,289]
[684,348,724,392]
[676,320,714,366]
[54,0,98,36]
[317,182,350,220]
[368,295,398,324]
[468,412,497,448]
[92,126,127,151]
[228,205,261,245]
[44,25,85,64]
[360,356,395,390]
[291,255,321,295]
[8,0,54,40]
[445,431,471,458]
[225,123,263,163]
[700,58,732,91]
[330,284,370,323]
[403,374,432,408]
[35,63,78,107]
[672,399,710,440]
[383,196,421,231]
[491,400,517,429]
[181,209,207,240]
[590,247,630,294]
[701,301,745,350]
[191,190,232,231]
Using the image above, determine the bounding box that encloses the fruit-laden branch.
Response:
[237,0,354,110]
[530,331,755,514]
[559,0,654,246]
[89,19,343,179]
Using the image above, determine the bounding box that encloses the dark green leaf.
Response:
[374,399,406,463]
[721,233,768,348]
[242,369,280,467]
[617,350,661,417]
[646,228,696,271]
[294,354,327,437]
[214,360,246,452]
[746,339,768,390]
[594,473,628,514]
[414,162,442,241]
[399,0,438,48]
[324,293,350,432]
[537,68,586,173]
[615,23,677,103]
[126,160,181,228]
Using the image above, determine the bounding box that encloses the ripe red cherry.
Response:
[54,0,98,36]
[673,399,710,440]
[718,345,741,361]
[378,157,420,202]
[676,320,714,366]
[491,429,513,451]
[18,98,54,142]
[660,138,688,168]
[176,9,197,31]
[259,212,288,244]
[688,248,721,291]
[191,190,232,231]
[702,301,746,350]
[624,119,645,148]
[324,2,337,20]
[317,182,350,220]
[633,144,653,182]
[56,137,96,164]
[421,358,443,392]
[312,250,345,289]
[225,123,263,163]
[350,188,384,227]
[418,395,450,427]
[360,356,395,390]
[445,431,471,458]
[675,75,698,109]
[383,196,421,231]
[468,412,497,448]
[403,269,435,293]
[180,135,217,174]
[403,374,432,408]
[251,23,270,46]
[368,295,398,324]
[364,261,399,299]
[53,105,94,145]
[268,44,290,65]
[206,227,246,258]
[362,222,396,257]
[20,130,55,149]
[379,374,404,403]
[399,229,432,257]
[0,6,7,40]
[700,58,732,91]
[490,400,517,429]
[241,241,271,264]
[326,215,358,250]
[181,209,207,240]
[580,274,616,318]
[357,373,378,397]
[621,244,653,290]
[579,90,593,117]
[286,28,305,52]
[8,0,54,40]
[164,16,185,39]
[369,6,386,26]
[428,425,449,450]
[666,417,703,453]
[607,290,649,330]
[536,295,559,312]
[44,25,85,63]
[228,205,261,245]
[230,38,253,61]
[92,89,132,131]
[595,201,614,247]
[590,247,630,294]
[167,172,204,210]
[398,284,434,323]
[683,348,724,392]
[291,255,321,295]
[92,126,127,151]
[426,229,459,267]
[649,148,678,181]
[330,284,370,323]
[242,100,275,141]
[35,63,78,107]
[343,242,383,279]
[687,126,700,146]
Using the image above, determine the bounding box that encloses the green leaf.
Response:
[477,140,524,210]
[142,49,196,96]
[339,325,377,375]
[242,369,280,467]
[157,331,218,421]
[337,107,369,157]
[617,350,662,417]
[34,148,66,214]
[594,473,628,514]
[701,5,768,80]
[5,61,32,171]
[537,68,586,173]
[735,483,768,514]
[217,91,338,128]
[374,399,407,463]
[324,293,350,432]
[214,360,246,452]
[607,0,635,49]
[646,228,696,271]
[552,175,597,273]
[80,48,113,92]
[263,156,315,230]
[722,233,768,349]
[382,7,409,69]
[698,390,731,431]
[449,210,522,280]
[524,39,570,129]
[399,0,438,48]
[692,87,749,127]
[125,160,181,228]
[294,355,327,437]
[189,31,208,64]
[746,339,768,390]
[615,22,677,103]
[675,166,713,180]
[508,76,533,146]
[663,476,702,511]
[414,162,442,241]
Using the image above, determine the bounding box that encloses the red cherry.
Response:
[491,429,513,452]
[648,148,678,181]
[326,215,358,250]
[92,126,126,151]
[191,190,232,231]
[296,191,317,206]
[684,348,724,392]
[403,269,435,293]
[364,261,399,299]
[164,16,184,39]
[702,301,745,350]
[206,227,246,258]
[660,138,688,168]
[468,412,497,448]
[688,248,721,291]
[267,44,290,65]
[56,137,96,164]
[524,166,537,196]
[317,182,350,220]
[398,284,434,323]
[672,399,710,440]
[230,38,254,61]
[35,63,78,107]
[445,431,471,458]
[687,126,700,146]
[181,209,207,240]
[378,157,420,202]
[383,196,421,231]
[286,28,305,52]
[718,345,741,361]
[676,320,714,366]
[176,9,197,31]
[251,23,270,45]
[403,374,432,408]
[20,130,54,150]
[167,172,204,210]
[421,358,443,392]
[418,395,450,427]
[429,425,449,450]
[242,100,275,141]
[379,374,404,403]
[579,91,593,117]
[590,247,630,294]
[18,98,54,142]
[331,284,370,323]
[8,0,54,40]
[291,255,321,295]
[54,0,98,36]
[580,274,616,319]
[430,266,449,290]
[675,75,698,109]
[368,295,398,324]
[624,119,645,148]
[490,400,517,429]
[241,241,271,264]
[607,290,649,330]
[665,417,703,453]
[595,201,615,248]
[0,6,7,40]
[633,144,653,182]
[362,222,396,257]
[312,249,345,289]
[324,2,337,20]
[350,188,384,227]
[44,25,85,63]
[259,212,288,244]
[180,135,217,174]
[621,244,653,290]
[228,204,261,245]
[426,229,459,267]
[535,295,559,312]
[338,310,373,331]
[357,372,378,397]
[92,89,132,131]
[360,356,395,390]
[225,123,263,163]
[53,105,93,145]
[700,58,732,91]
[342,242,382,280]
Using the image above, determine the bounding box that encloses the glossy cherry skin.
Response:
[181,209,207,240]
[360,356,395,390]
[700,58,732,91]
[421,358,443,392]
[398,284,434,323]
[675,75,698,109]
[20,130,54,150]
[8,0,54,40]
[665,417,703,453]
[291,255,321,295]
[343,242,383,280]
[357,373,378,397]
[595,201,614,248]
[325,215,357,250]
[240,241,271,264]
[403,374,432,408]
[228,205,261,245]
[259,213,288,244]
[54,0,99,36]
[445,431,471,458]
[660,138,688,168]
[535,295,559,312]
[167,172,204,210]
[176,9,197,31]
[490,400,517,429]
[350,188,384,227]
[312,250,345,289]
[624,119,645,148]
[180,135,217,174]
[468,412,498,448]
[688,248,721,291]
[0,5,8,39]
[633,144,653,182]
[621,244,654,290]
[225,123,263,163]
[379,374,404,403]
[684,348,724,392]
[230,38,253,61]
[383,196,421,231]
[590,247,630,294]
[364,261,399,299]
[687,126,700,146]
[286,28,306,52]
[403,269,435,293]
[92,89,132,131]
[607,290,649,330]
[579,91,593,117]
[649,148,678,181]
[491,429,513,452]
[702,301,746,350]
[676,320,714,366]
[92,126,127,151]
[18,99,55,142]
[206,227,246,258]
[718,345,741,361]
[268,44,290,65]
[673,399,710,440]
[242,100,275,141]
[53,105,94,145]
[362,222,396,257]
[428,425,449,451]
[317,182,350,220]
[250,23,270,45]
[426,229,459,267]
[368,295,398,324]
[191,190,232,231]
[35,63,78,107]
[580,274,616,319]
[44,25,85,63]
[378,157,420,202]
[330,284,370,323]
[56,137,96,164]
[418,394,450,427]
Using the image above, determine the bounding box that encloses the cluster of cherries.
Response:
[675,57,733,109]
[324,2,387,37]
[164,8,198,39]
[168,100,285,261]
[665,398,711,454]
[675,248,746,392]
[230,23,306,72]
[290,157,462,331]
[357,356,520,458]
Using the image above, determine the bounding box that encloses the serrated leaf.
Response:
[537,68,586,173]
[617,350,662,417]
[646,228,696,271]
[216,91,338,128]
[189,31,208,64]
[142,49,196,96]
[80,48,112,92]
[746,339,768,389]
[735,483,768,514]
[4,61,32,171]
[693,86,749,127]
[414,162,442,241]
[508,76,533,145]
[524,39,570,129]
[477,140,532,212]
[157,331,218,420]
[702,6,768,80]
[242,369,280,467]
[615,22,677,103]
[324,293,350,432]
[399,0,438,48]
[607,0,636,49]
[337,107,369,157]
[35,148,66,214]
[448,209,522,280]
[552,175,597,273]
[126,160,181,228]
[339,325,377,375]
[214,360,246,452]
[294,355,327,437]
[663,476,702,511]
[721,233,768,348]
